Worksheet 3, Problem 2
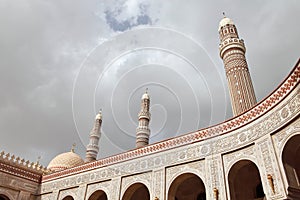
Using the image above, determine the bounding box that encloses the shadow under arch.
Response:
[228,159,265,200]
[122,182,150,200]
[0,194,10,200]
[282,134,300,198]
[88,190,108,200]
[168,172,206,200]
[62,196,74,200]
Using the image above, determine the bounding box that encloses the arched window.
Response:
[88,190,108,200]
[122,183,150,200]
[62,196,74,200]
[282,135,300,197]
[0,194,10,200]
[228,160,265,200]
[168,173,206,200]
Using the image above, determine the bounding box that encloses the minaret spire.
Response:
[218,15,257,116]
[136,89,151,148]
[85,110,102,162]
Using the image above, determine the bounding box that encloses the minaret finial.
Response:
[145,88,148,93]
[222,12,226,18]
[71,143,76,153]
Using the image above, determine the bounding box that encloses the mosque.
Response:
[0,16,299,200]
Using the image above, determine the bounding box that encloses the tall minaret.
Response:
[219,15,257,116]
[136,89,151,148]
[85,110,102,162]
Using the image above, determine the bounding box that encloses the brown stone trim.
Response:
[0,162,42,183]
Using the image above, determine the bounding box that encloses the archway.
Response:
[282,134,300,197]
[122,183,150,200]
[0,194,10,200]
[168,173,206,200]
[88,190,108,200]
[62,196,74,200]
[228,160,265,200]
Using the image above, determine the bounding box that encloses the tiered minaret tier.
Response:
[85,110,102,162]
[136,90,151,148]
[219,16,257,116]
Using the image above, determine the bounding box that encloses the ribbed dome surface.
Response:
[47,151,84,172]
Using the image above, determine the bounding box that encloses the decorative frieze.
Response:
[86,181,110,200]
[58,187,78,200]
[153,169,164,200]
[42,62,300,184]
[256,136,286,199]
[120,172,152,199]
[165,159,205,192]
[0,150,46,183]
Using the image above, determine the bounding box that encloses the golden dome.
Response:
[47,151,84,172]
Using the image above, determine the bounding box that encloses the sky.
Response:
[0,0,299,166]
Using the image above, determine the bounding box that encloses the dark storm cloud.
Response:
[0,0,299,166]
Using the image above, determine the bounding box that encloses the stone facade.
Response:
[0,152,45,199]
[36,63,300,199]
[0,16,299,200]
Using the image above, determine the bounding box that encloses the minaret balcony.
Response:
[219,39,246,58]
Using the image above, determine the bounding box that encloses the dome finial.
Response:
[71,143,76,153]
[36,155,41,165]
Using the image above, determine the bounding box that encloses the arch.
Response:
[168,173,206,200]
[228,159,265,200]
[88,190,108,200]
[122,182,150,200]
[0,194,10,200]
[281,134,300,197]
[62,196,74,200]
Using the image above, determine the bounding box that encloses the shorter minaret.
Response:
[85,110,102,163]
[136,89,151,148]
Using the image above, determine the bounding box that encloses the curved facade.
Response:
[0,17,299,200]
[39,59,300,200]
